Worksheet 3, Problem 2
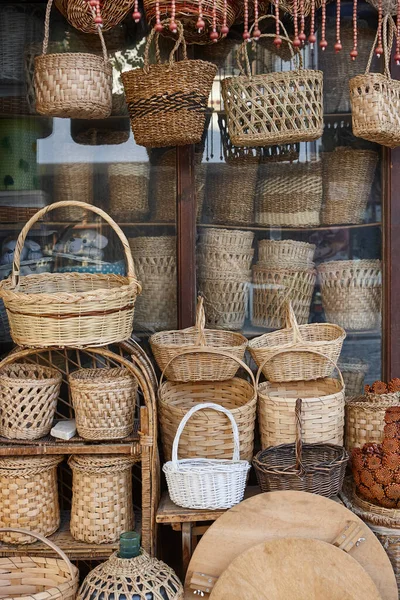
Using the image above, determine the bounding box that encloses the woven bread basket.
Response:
[109,163,150,223]
[257,239,315,269]
[54,0,134,33]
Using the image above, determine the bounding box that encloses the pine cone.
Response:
[382,452,400,471]
[374,466,393,485]
[371,381,388,394]
[386,482,400,500]
[388,378,400,393]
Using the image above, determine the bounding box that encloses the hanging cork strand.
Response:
[243,0,250,40]
[169,0,177,32]
[299,0,306,44]
[350,0,358,59]
[196,0,205,32]
[154,0,163,31]
[132,0,141,22]
[308,0,316,46]
[293,0,301,47]
[274,0,282,46]
[88,0,103,26]
[375,0,384,56]
[396,0,400,63]
[221,0,229,35]
[253,0,261,39]
[210,0,218,40]
[335,0,342,51]
[320,0,328,49]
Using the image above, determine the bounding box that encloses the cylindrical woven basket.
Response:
[53,163,93,221]
[199,227,254,250]
[0,201,142,348]
[322,147,378,225]
[198,274,251,331]
[69,367,138,440]
[109,163,150,223]
[69,454,135,544]
[158,349,257,461]
[257,350,346,448]
[163,402,251,510]
[257,239,315,269]
[339,358,369,397]
[318,259,382,331]
[197,243,254,272]
[0,363,62,440]
[54,0,134,33]
[121,23,217,148]
[249,303,345,382]
[253,398,349,497]
[0,456,62,544]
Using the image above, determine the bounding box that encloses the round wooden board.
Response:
[184,491,397,600]
[210,538,382,600]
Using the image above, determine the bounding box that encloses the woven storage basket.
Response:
[199,227,254,250]
[158,349,257,461]
[109,163,149,223]
[249,303,345,382]
[0,456,62,544]
[35,0,112,119]
[69,454,135,544]
[0,201,142,348]
[339,358,369,397]
[163,402,251,509]
[69,367,138,440]
[318,259,382,331]
[257,349,346,448]
[198,274,251,331]
[257,239,315,269]
[251,265,316,328]
[121,23,217,148]
[53,163,93,221]
[345,392,400,453]
[322,148,378,225]
[150,297,247,381]
[0,363,62,440]
[255,161,323,227]
[54,0,134,33]
[197,243,254,272]
[253,398,349,496]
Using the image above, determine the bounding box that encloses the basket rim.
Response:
[69,366,135,382]
[248,322,346,351]
[159,378,257,410]
[258,377,344,399]
[150,329,248,348]
[121,58,218,80]
[253,443,348,474]
[0,362,62,383]
[222,68,324,85]
[163,457,250,472]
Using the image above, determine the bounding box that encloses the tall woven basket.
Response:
[53,163,93,221]
[339,358,369,396]
[0,201,142,348]
[257,239,315,269]
[109,163,150,223]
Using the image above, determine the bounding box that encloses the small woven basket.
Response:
[198,243,254,272]
[0,455,62,544]
[339,358,369,397]
[54,0,134,32]
[69,454,136,544]
[163,402,251,509]
[253,399,349,497]
[53,163,93,221]
[0,363,62,440]
[109,163,150,223]
[257,239,315,269]
[158,349,257,461]
[198,277,251,331]
[121,22,217,148]
[199,227,254,250]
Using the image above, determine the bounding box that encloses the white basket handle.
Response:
[171,402,241,467]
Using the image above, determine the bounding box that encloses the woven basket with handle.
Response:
[0,201,142,348]
[55,0,134,33]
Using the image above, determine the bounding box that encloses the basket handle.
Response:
[294,398,305,473]
[144,20,187,74]
[171,402,241,466]
[10,201,139,289]
[365,14,394,78]
[285,302,303,345]
[194,296,207,346]
[0,528,76,580]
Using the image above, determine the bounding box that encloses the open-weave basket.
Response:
[53,163,93,221]
[150,297,247,381]
[0,363,62,440]
[253,399,349,497]
[339,358,369,397]
[69,454,136,544]
[109,163,150,223]
[257,239,315,269]
[199,227,254,250]
[197,243,254,272]
[249,303,345,382]
[163,402,251,509]
[0,528,78,600]
[158,349,257,461]
[318,259,382,331]
[54,0,134,32]
[69,367,138,440]
[257,350,346,448]
[322,148,378,225]
[198,276,251,331]
[0,456,62,544]
[0,201,142,348]
[122,23,217,147]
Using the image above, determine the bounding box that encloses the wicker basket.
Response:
[0,201,142,348]
[54,0,134,33]
[0,456,62,544]
[158,350,257,461]
[257,350,346,448]
[53,163,93,221]
[69,454,135,544]
[253,399,349,496]
[35,0,112,119]
[198,278,251,331]
[121,23,217,148]
[339,358,369,397]
[150,297,248,381]
[249,303,345,382]
[163,402,251,509]
[255,161,323,227]
[322,148,378,225]
[318,259,382,331]
[199,227,254,250]
[109,163,150,222]
[198,243,254,272]
[0,363,62,440]
[257,239,315,269]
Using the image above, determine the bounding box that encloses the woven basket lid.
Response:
[0,455,62,474]
[68,454,136,473]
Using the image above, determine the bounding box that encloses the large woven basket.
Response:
[257,350,346,448]
[249,303,345,382]
[163,402,251,509]
[0,455,62,544]
[54,0,134,33]
[253,399,349,497]
[0,201,142,348]
[339,358,369,397]
[257,239,315,269]
[121,23,217,148]
[198,274,251,331]
[109,163,150,223]
[35,0,112,119]
[0,363,62,440]
[318,259,382,331]
[53,163,93,221]
[158,349,257,461]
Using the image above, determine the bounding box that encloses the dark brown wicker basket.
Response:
[253,398,348,497]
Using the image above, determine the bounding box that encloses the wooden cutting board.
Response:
[210,538,382,600]
[184,491,397,600]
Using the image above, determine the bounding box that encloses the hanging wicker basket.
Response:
[54,0,134,33]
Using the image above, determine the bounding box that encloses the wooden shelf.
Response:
[198,222,382,232]
[0,221,176,231]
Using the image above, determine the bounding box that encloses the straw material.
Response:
[54,0,134,32]
[0,363,62,440]
[198,278,250,331]
[109,163,150,223]
[318,259,382,331]
[339,358,369,397]
[365,0,397,14]
[199,227,254,250]
[198,244,254,272]
[257,239,315,269]
[204,163,257,225]
[0,201,142,348]
[69,454,135,544]
[53,164,93,221]
[270,0,326,16]
[0,456,62,544]
[322,148,378,225]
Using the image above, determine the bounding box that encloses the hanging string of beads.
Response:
[308,0,316,47]
[293,0,301,47]
[88,0,103,26]
[375,0,383,57]
[274,0,282,47]
[243,0,250,40]
[132,0,141,23]
[221,0,230,35]
[396,0,400,63]
[253,0,261,39]
[210,0,219,41]
[196,0,205,32]
[154,0,163,31]
[319,0,328,50]
[169,0,177,33]
[334,0,342,51]
[299,0,306,44]
[350,0,358,59]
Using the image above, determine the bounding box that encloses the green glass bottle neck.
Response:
[119,532,141,559]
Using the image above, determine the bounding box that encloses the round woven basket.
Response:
[54,0,134,32]
[0,455,62,544]
[199,227,254,250]
[257,239,315,269]
[197,243,254,272]
[339,358,369,397]
[0,363,62,440]
[53,164,93,221]
[109,163,150,223]
[198,276,251,331]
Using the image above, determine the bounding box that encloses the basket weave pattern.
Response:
[54,0,134,32]
[205,163,257,226]
[339,359,369,396]
[109,163,149,222]
[257,239,315,269]
[53,164,93,220]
